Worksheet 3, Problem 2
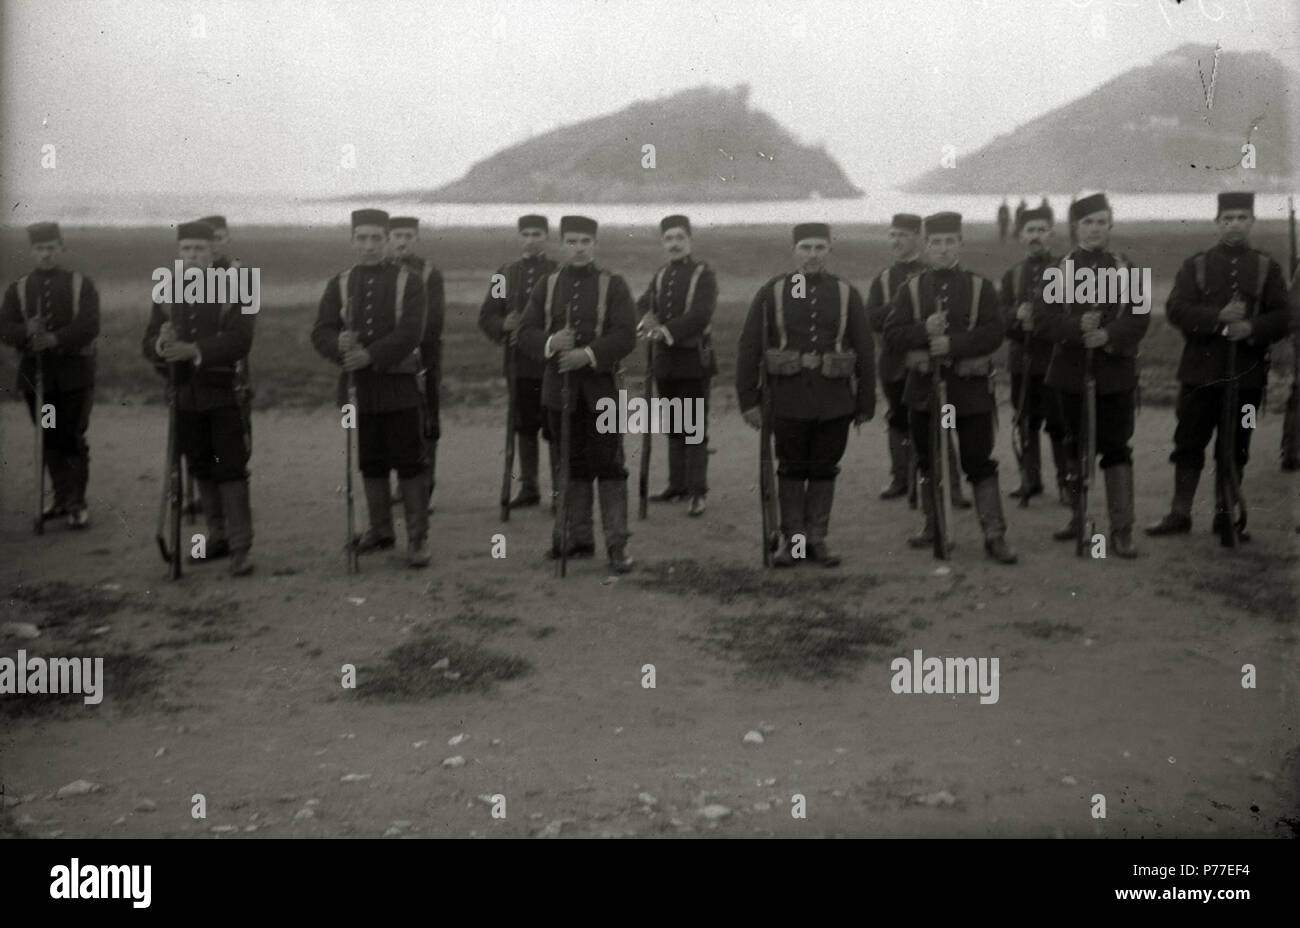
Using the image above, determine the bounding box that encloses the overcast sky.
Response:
[2,0,1295,199]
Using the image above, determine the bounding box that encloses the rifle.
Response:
[156,303,183,579]
[500,338,516,523]
[1289,196,1297,278]
[184,468,199,523]
[556,302,573,579]
[1218,331,1246,548]
[930,302,952,559]
[638,338,654,520]
[1010,347,1033,508]
[758,300,781,566]
[1076,347,1096,557]
[906,436,918,509]
[343,284,359,574]
[27,290,45,535]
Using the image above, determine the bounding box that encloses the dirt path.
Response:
[1,397,1296,837]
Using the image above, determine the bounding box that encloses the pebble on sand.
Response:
[442,755,466,768]
[1,622,40,639]
[340,773,371,782]
[912,790,957,807]
[743,730,765,745]
[56,779,103,799]
[699,804,732,821]
[1061,776,1078,786]
[133,798,157,813]
[448,733,469,747]
[292,807,316,822]
[432,657,451,670]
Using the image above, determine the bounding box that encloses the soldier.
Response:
[0,222,100,528]
[883,212,1017,564]
[516,215,637,572]
[1035,193,1148,558]
[479,215,558,508]
[311,209,429,567]
[736,222,875,568]
[997,199,1010,243]
[999,205,1069,503]
[387,216,445,511]
[636,214,717,516]
[143,220,255,575]
[1146,192,1291,542]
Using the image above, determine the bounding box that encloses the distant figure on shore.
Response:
[1015,198,1028,229]
[1039,197,1053,224]
[997,199,1011,242]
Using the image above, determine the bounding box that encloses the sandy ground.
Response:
[0,395,1297,838]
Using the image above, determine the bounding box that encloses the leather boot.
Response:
[908,477,937,548]
[219,479,255,576]
[947,440,971,508]
[511,432,542,507]
[974,475,1017,563]
[685,434,709,502]
[65,452,91,528]
[401,474,431,566]
[665,434,686,499]
[1145,465,1198,536]
[1010,432,1044,500]
[194,479,229,559]
[804,479,841,567]
[881,428,909,499]
[1212,475,1251,544]
[356,476,396,551]
[1050,437,1071,506]
[598,478,634,572]
[426,442,438,514]
[1052,476,1079,541]
[773,477,807,567]
[551,479,596,558]
[1105,463,1138,558]
[42,445,69,518]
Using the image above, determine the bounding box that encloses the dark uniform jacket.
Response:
[311,262,426,413]
[516,262,637,414]
[0,267,100,393]
[1166,242,1290,389]
[142,297,254,412]
[393,255,445,407]
[999,250,1058,377]
[1034,247,1150,395]
[883,265,1002,415]
[478,253,557,380]
[635,255,718,382]
[736,270,875,422]
[865,257,926,384]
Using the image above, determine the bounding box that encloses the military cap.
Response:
[27,222,61,244]
[660,214,691,236]
[1017,206,1053,229]
[923,212,962,236]
[351,209,390,230]
[792,222,831,244]
[1069,193,1110,223]
[177,220,215,241]
[560,215,598,237]
[388,216,419,231]
[197,215,228,231]
[1217,192,1254,216]
[518,214,548,232]
[890,213,923,233]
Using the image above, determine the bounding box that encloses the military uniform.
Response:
[515,215,637,569]
[636,217,717,508]
[1149,192,1291,539]
[479,215,558,507]
[736,222,875,566]
[1034,193,1148,556]
[0,222,100,526]
[143,220,256,572]
[312,209,428,563]
[999,232,1067,500]
[882,212,1014,562]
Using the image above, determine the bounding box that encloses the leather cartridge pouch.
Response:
[953,356,992,377]
[820,349,857,378]
[765,348,802,376]
[904,349,930,373]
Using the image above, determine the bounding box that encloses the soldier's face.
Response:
[889,228,919,260]
[662,228,691,260]
[32,240,63,270]
[1075,211,1111,249]
[388,228,417,258]
[1020,220,1053,255]
[925,233,961,269]
[178,238,213,271]
[794,238,830,273]
[352,225,388,265]
[211,228,230,259]
[563,233,595,266]
[1217,209,1254,246]
[519,227,547,257]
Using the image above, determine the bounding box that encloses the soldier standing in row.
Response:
[999,206,1069,503]
[1,222,101,528]
[479,215,558,509]
[387,216,445,512]
[736,222,875,568]
[883,212,1017,564]
[1035,193,1148,558]
[516,216,638,572]
[1146,192,1291,541]
[143,220,256,575]
[311,209,429,567]
[997,199,1011,243]
[636,214,717,516]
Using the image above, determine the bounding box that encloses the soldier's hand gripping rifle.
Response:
[1076,345,1097,557]
[26,290,46,535]
[1218,314,1246,548]
[343,285,360,574]
[758,300,781,566]
[500,309,517,523]
[930,301,953,560]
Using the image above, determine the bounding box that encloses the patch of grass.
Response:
[354,633,531,702]
[528,625,557,640]
[448,608,519,634]
[0,807,27,838]
[0,649,168,719]
[5,581,129,629]
[638,559,878,605]
[1182,550,1298,623]
[456,580,516,606]
[150,628,239,650]
[1005,620,1086,640]
[164,600,241,628]
[690,601,902,681]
